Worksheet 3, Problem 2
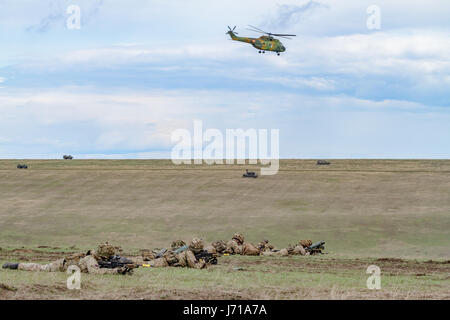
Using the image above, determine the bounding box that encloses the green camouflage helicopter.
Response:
[226,25,296,55]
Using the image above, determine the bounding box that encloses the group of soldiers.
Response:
[203,233,316,257]
[2,233,324,275]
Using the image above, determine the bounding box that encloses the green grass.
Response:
[1,255,448,299]
[0,160,449,258]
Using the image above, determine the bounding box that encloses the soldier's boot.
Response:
[2,262,19,270]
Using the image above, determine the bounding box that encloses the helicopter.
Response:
[226,25,296,55]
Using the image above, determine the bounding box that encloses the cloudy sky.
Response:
[0,0,449,158]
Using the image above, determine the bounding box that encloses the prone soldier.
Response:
[2,242,137,275]
[143,238,210,269]
[205,240,227,255]
[225,233,245,255]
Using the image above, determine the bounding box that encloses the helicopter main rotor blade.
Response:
[272,33,296,37]
[247,25,269,34]
[246,28,266,34]
[247,25,296,39]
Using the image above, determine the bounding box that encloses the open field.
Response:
[1,252,449,300]
[0,159,449,299]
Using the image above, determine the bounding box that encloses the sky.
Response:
[0,0,449,159]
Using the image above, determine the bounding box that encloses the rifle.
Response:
[194,250,217,265]
[174,245,188,254]
[305,241,325,254]
[155,248,167,259]
[97,255,139,272]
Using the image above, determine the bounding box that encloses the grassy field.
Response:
[1,251,449,300]
[0,159,449,299]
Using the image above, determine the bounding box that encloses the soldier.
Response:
[145,238,207,269]
[281,240,312,256]
[140,249,155,261]
[2,242,134,275]
[258,239,275,252]
[260,246,289,256]
[260,240,309,257]
[292,243,307,255]
[205,240,227,255]
[225,233,245,255]
[225,233,260,256]
[175,238,207,269]
[241,242,260,256]
[257,239,280,256]
[299,239,312,248]
[278,243,309,256]
[204,244,216,254]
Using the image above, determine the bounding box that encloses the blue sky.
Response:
[0,0,449,158]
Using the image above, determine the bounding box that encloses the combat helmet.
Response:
[95,241,119,260]
[189,238,204,254]
[212,240,227,252]
[232,233,244,245]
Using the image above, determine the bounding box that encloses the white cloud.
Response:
[0,87,448,159]
[53,29,450,77]
[280,30,450,75]
[60,44,241,66]
[0,88,265,152]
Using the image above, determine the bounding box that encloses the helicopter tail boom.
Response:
[226,30,238,40]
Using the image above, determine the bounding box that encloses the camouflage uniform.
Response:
[205,240,227,255]
[292,240,312,256]
[225,233,244,255]
[141,249,155,260]
[146,257,169,267]
[299,240,312,248]
[241,242,260,256]
[262,242,308,257]
[185,238,207,269]
[293,243,307,255]
[18,258,66,272]
[258,240,275,252]
[13,242,129,274]
[204,245,216,254]
[145,238,206,269]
